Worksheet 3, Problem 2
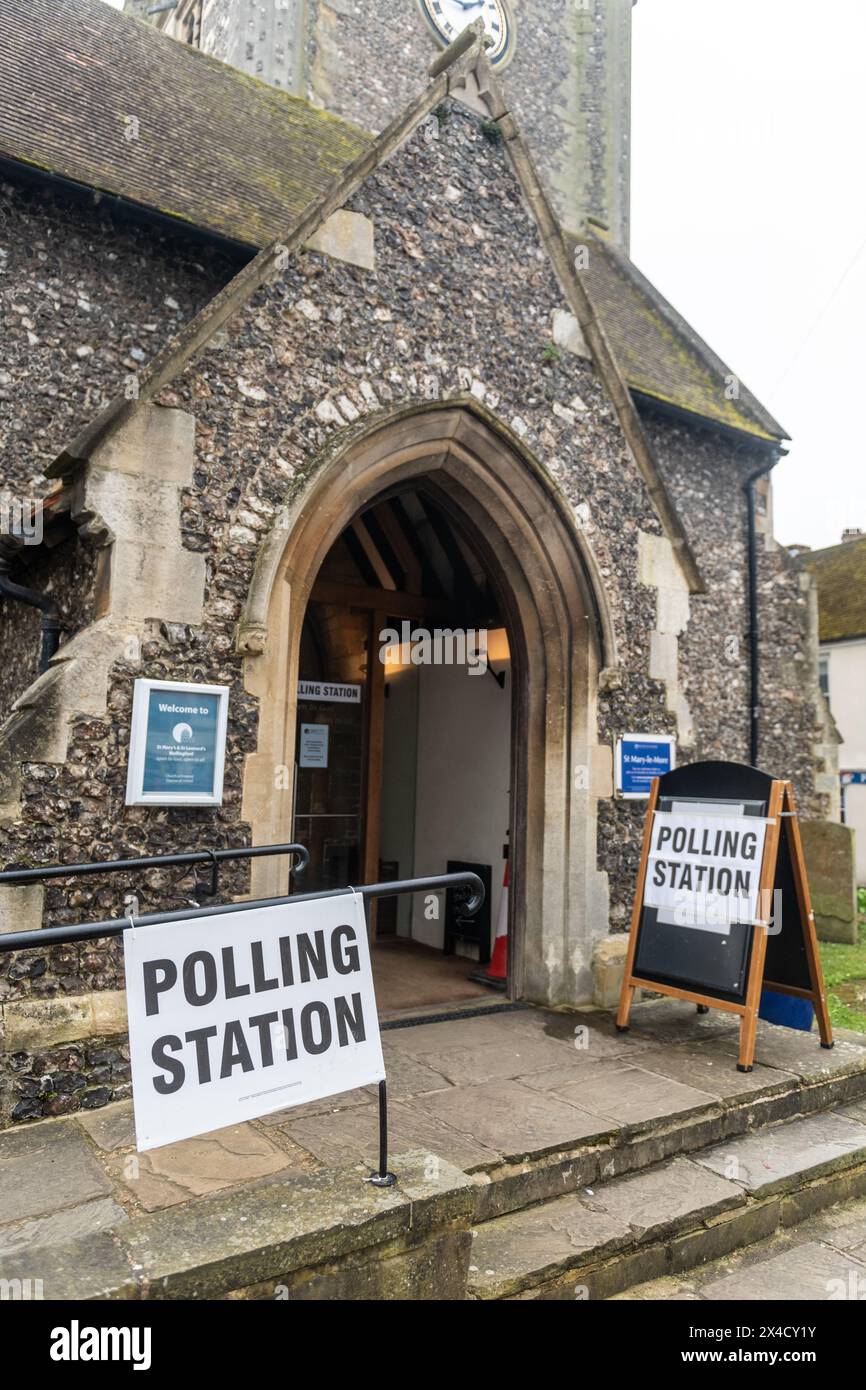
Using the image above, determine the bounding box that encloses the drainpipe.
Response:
[744,452,782,767]
[0,553,62,672]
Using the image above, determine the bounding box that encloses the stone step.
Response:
[613,1188,866,1301]
[467,1097,866,1299]
[467,1031,866,1224]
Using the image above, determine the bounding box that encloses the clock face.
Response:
[418,0,514,68]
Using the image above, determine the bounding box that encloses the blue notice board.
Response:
[126,679,229,806]
[616,733,675,799]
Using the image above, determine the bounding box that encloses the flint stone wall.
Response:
[0,102,828,1121]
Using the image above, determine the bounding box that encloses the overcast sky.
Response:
[101,0,863,549]
[631,0,866,551]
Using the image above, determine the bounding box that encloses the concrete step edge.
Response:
[467,1111,866,1299]
[470,1065,866,1224]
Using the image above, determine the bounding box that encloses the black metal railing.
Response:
[0,855,485,1187]
[0,841,310,906]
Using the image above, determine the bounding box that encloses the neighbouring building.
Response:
[0,0,838,1125]
[800,530,866,887]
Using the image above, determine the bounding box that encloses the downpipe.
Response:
[744,453,782,767]
[0,554,62,672]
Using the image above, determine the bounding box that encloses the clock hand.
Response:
[452,0,484,9]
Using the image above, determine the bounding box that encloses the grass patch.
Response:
[819,888,866,1033]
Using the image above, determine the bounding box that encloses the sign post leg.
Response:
[782,783,835,1050]
[616,778,661,1033]
[368,1079,397,1189]
[737,780,785,1072]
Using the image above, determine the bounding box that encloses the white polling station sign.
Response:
[644,809,769,932]
[123,892,385,1151]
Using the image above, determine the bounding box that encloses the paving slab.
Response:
[469,1195,631,1298]
[76,1100,136,1151]
[711,1023,866,1079]
[0,1118,113,1223]
[420,1078,616,1162]
[108,1121,298,1207]
[837,1097,866,1127]
[696,1110,866,1195]
[492,1007,647,1057]
[115,1150,472,1299]
[515,1057,606,1093]
[625,1044,794,1102]
[362,1046,453,1099]
[700,1240,866,1301]
[615,1192,866,1300]
[282,1096,500,1172]
[807,1196,866,1252]
[548,1059,718,1128]
[626,998,742,1045]
[0,1196,127,1259]
[255,1088,374,1125]
[581,1156,741,1238]
[405,1034,590,1087]
[0,1230,137,1301]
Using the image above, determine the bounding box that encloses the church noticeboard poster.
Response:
[616,733,675,798]
[616,760,834,1072]
[123,891,385,1150]
[125,679,229,807]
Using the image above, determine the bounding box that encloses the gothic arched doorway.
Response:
[239,401,614,1008]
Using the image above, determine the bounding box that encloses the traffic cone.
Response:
[471,861,508,989]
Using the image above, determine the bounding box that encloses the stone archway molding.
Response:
[238,398,614,1006]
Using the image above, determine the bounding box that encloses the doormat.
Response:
[380,1000,531,1032]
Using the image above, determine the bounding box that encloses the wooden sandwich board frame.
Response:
[616,763,833,1072]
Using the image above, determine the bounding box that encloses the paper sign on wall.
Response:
[616,733,675,798]
[644,809,769,932]
[125,678,229,807]
[299,723,329,768]
[298,681,361,704]
[123,892,385,1151]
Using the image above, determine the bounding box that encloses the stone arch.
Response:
[239,398,615,1005]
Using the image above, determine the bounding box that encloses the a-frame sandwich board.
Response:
[615,760,833,1072]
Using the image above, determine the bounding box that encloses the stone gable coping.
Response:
[40,27,703,596]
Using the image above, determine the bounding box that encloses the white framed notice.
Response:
[615,733,676,799]
[123,892,385,1151]
[299,723,329,768]
[125,678,229,807]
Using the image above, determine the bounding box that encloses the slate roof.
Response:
[799,536,866,644]
[0,0,372,249]
[0,0,785,445]
[579,234,787,443]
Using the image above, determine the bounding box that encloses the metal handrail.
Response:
[0,870,483,953]
[0,841,309,887]
[0,867,487,1187]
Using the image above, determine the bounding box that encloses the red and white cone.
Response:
[471,861,508,989]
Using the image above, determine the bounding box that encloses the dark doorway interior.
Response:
[293,485,512,1016]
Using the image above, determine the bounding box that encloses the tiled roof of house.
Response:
[0,0,372,249]
[799,536,866,643]
[579,234,787,442]
[0,0,785,445]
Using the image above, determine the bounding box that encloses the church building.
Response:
[0,0,836,1124]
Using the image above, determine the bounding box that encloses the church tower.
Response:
[138,0,634,249]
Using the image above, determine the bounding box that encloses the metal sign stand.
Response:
[0,850,485,1187]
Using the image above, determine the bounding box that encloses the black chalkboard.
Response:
[632,762,773,1005]
[618,760,833,1071]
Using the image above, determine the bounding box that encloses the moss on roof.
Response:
[578,233,787,443]
[0,0,785,445]
[799,537,866,643]
[0,0,372,247]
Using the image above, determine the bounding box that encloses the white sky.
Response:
[631,0,866,550]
